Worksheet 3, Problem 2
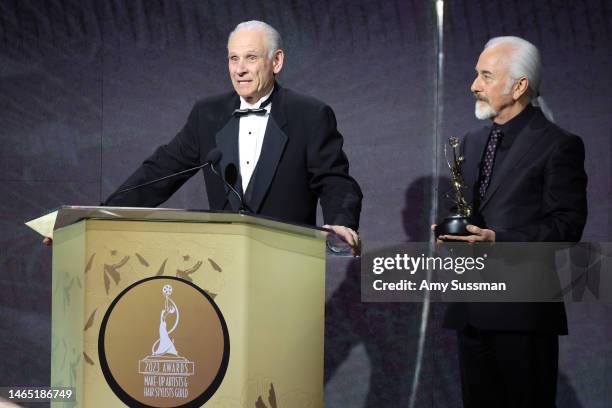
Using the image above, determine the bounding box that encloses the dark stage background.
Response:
[0,1,610,407]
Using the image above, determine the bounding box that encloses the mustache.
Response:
[473,94,488,102]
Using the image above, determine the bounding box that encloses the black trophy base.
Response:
[434,215,472,238]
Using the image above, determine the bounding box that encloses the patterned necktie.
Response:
[478,128,503,199]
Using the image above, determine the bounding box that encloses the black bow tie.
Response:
[233,92,273,117]
[233,107,268,117]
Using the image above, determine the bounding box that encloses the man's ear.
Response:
[272,49,284,74]
[513,77,529,100]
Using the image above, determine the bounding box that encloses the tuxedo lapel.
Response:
[269,83,288,129]
[479,110,548,210]
[214,116,243,211]
[242,85,289,213]
[244,116,288,213]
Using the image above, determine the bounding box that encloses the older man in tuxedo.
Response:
[438,37,588,407]
[102,21,362,253]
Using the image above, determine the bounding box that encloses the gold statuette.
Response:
[435,137,473,237]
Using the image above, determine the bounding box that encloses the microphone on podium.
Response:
[104,149,223,205]
[212,162,251,213]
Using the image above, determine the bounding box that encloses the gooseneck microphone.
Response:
[211,161,252,213]
[104,148,222,205]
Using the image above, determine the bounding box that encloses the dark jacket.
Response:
[443,106,588,334]
[106,84,363,230]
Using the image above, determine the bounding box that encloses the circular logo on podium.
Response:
[99,277,230,407]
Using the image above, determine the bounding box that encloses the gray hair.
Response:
[228,20,282,59]
[484,36,554,122]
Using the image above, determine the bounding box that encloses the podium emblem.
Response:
[99,277,229,407]
[138,284,195,396]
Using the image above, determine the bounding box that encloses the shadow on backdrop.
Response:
[324,175,454,407]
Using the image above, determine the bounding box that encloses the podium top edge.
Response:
[51,206,328,240]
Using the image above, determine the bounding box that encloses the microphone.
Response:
[224,163,239,189]
[210,161,252,213]
[104,149,222,205]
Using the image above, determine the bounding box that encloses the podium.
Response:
[47,206,327,407]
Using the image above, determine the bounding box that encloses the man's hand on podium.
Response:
[323,225,361,257]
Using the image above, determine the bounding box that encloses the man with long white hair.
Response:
[103,20,362,253]
[438,36,587,406]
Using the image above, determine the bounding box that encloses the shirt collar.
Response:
[239,88,274,110]
[493,104,535,138]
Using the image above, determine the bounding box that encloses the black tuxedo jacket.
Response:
[443,107,588,334]
[106,85,363,230]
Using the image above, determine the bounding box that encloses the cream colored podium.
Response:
[48,206,327,407]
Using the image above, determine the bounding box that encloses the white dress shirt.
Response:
[238,89,273,191]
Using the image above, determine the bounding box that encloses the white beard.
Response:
[474,100,497,120]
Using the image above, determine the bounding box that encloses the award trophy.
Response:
[435,137,473,238]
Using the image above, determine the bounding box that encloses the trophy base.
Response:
[434,215,472,238]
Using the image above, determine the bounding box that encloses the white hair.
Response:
[228,20,282,59]
[484,36,554,121]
